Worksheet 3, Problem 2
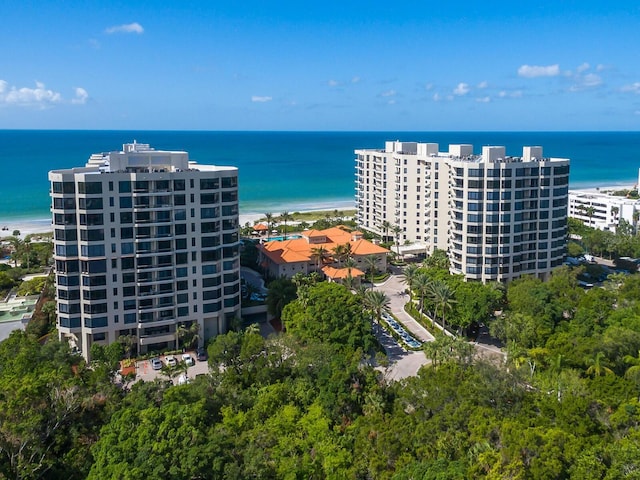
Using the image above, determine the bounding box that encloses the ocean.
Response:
[1,130,639,224]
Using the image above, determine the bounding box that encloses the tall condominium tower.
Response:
[49,142,241,360]
[355,141,570,282]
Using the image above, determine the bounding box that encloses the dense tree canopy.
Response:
[6,262,640,478]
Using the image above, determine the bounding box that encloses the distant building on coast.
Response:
[49,142,241,360]
[569,188,640,233]
[355,141,570,282]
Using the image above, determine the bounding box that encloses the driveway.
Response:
[368,271,434,379]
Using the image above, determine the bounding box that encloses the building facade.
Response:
[355,141,570,282]
[49,142,241,360]
[569,189,640,233]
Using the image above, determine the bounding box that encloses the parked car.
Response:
[151,357,163,370]
[182,353,194,366]
[196,347,208,362]
[165,355,177,367]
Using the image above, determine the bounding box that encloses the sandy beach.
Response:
[0,204,355,239]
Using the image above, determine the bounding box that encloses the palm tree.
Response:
[344,257,356,279]
[41,300,57,325]
[364,289,390,335]
[392,225,402,257]
[264,212,274,240]
[413,272,431,315]
[310,246,328,271]
[402,264,419,299]
[280,211,292,240]
[332,243,352,267]
[364,255,377,288]
[23,235,32,270]
[623,350,640,385]
[429,280,456,334]
[6,236,23,267]
[584,351,614,377]
[117,334,137,359]
[578,204,596,228]
[633,210,640,235]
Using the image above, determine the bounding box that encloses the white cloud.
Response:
[328,79,339,87]
[424,83,433,91]
[432,93,441,102]
[576,62,590,73]
[351,76,360,84]
[387,99,396,105]
[251,95,272,102]
[72,87,89,105]
[621,82,640,94]
[105,22,144,34]
[0,80,62,107]
[453,82,470,96]
[380,89,396,97]
[517,64,560,78]
[635,110,640,116]
[596,64,606,72]
[476,96,490,103]
[498,90,522,99]
[581,73,602,87]
[477,81,488,89]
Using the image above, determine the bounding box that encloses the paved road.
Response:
[371,268,506,375]
[369,271,433,379]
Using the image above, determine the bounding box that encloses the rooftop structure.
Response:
[49,142,241,360]
[355,141,570,282]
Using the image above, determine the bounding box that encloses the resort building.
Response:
[49,142,241,360]
[569,189,640,233]
[355,141,570,282]
[257,227,388,283]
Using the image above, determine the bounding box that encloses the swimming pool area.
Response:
[265,234,302,242]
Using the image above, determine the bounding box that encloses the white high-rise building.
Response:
[355,141,570,282]
[49,142,241,360]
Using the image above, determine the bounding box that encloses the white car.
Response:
[164,355,177,367]
[151,358,163,370]
[181,353,194,366]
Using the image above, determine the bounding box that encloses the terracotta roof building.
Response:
[257,226,388,282]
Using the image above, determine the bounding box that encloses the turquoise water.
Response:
[265,235,303,242]
[0,130,639,222]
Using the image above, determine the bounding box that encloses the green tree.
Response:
[413,272,432,315]
[266,277,297,319]
[402,264,419,299]
[310,245,328,271]
[280,211,292,240]
[264,212,274,240]
[363,289,390,335]
[282,282,375,352]
[392,225,402,257]
[584,351,614,377]
[429,280,456,333]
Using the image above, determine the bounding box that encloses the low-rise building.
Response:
[257,227,388,283]
[569,189,640,232]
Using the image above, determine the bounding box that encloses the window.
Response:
[200,178,220,190]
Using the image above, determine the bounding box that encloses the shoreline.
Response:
[0,200,357,238]
[1,182,638,238]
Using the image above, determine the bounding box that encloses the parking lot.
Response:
[132,351,210,384]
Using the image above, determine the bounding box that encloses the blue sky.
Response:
[2,1,640,130]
